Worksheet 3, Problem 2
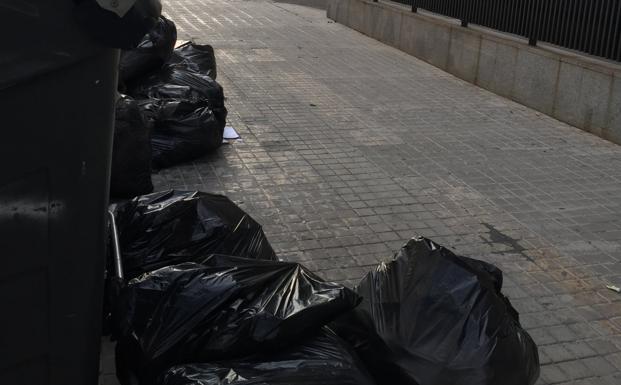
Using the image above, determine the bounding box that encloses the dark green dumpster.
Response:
[0,2,120,385]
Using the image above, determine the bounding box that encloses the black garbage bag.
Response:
[136,98,161,127]
[131,72,227,168]
[112,190,277,279]
[110,95,153,198]
[114,256,361,383]
[157,328,376,385]
[131,65,226,110]
[332,237,540,385]
[168,42,217,80]
[119,16,177,85]
[151,98,225,169]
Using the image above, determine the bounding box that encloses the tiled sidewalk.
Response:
[102,1,621,384]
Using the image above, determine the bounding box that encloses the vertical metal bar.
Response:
[461,0,469,27]
[504,0,512,33]
[491,0,500,30]
[550,0,567,44]
[580,0,595,53]
[484,0,492,28]
[571,0,586,50]
[584,0,595,52]
[598,0,613,57]
[519,0,529,37]
[528,0,538,46]
[587,0,606,55]
[504,0,511,33]
[412,0,417,13]
[553,0,563,43]
[520,0,530,38]
[606,0,621,60]
[596,0,609,56]
[513,0,521,36]
[562,0,574,48]
[108,211,124,280]
[500,0,508,32]
[550,0,561,45]
[566,0,578,50]
[541,0,554,43]
[615,2,621,60]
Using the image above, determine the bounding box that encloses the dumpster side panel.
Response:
[0,49,119,385]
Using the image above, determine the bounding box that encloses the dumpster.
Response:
[0,1,143,385]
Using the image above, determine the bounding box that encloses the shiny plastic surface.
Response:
[131,64,226,109]
[115,256,360,382]
[150,98,225,168]
[333,237,540,385]
[157,328,375,385]
[111,190,277,279]
[119,16,177,85]
[168,42,217,80]
[129,61,227,168]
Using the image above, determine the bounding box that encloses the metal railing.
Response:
[384,0,621,62]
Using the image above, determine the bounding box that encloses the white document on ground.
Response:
[223,126,240,140]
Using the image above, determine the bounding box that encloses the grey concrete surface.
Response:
[102,1,621,384]
[512,49,559,115]
[477,38,519,99]
[329,0,621,146]
[447,26,481,83]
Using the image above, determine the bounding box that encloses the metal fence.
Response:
[387,0,621,62]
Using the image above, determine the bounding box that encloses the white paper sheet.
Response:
[223,126,240,140]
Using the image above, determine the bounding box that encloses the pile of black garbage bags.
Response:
[110,17,226,198]
[108,189,541,385]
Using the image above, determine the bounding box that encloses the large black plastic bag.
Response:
[157,328,375,385]
[131,65,226,110]
[119,16,177,84]
[151,98,225,169]
[115,256,361,382]
[112,190,277,279]
[110,95,153,198]
[132,70,227,168]
[168,42,218,80]
[332,237,540,385]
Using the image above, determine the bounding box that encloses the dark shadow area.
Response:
[273,0,327,10]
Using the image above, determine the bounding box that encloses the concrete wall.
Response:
[327,0,621,144]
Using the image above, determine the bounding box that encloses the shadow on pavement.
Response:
[273,0,327,10]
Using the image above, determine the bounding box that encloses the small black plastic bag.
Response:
[168,42,217,80]
[119,16,177,84]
